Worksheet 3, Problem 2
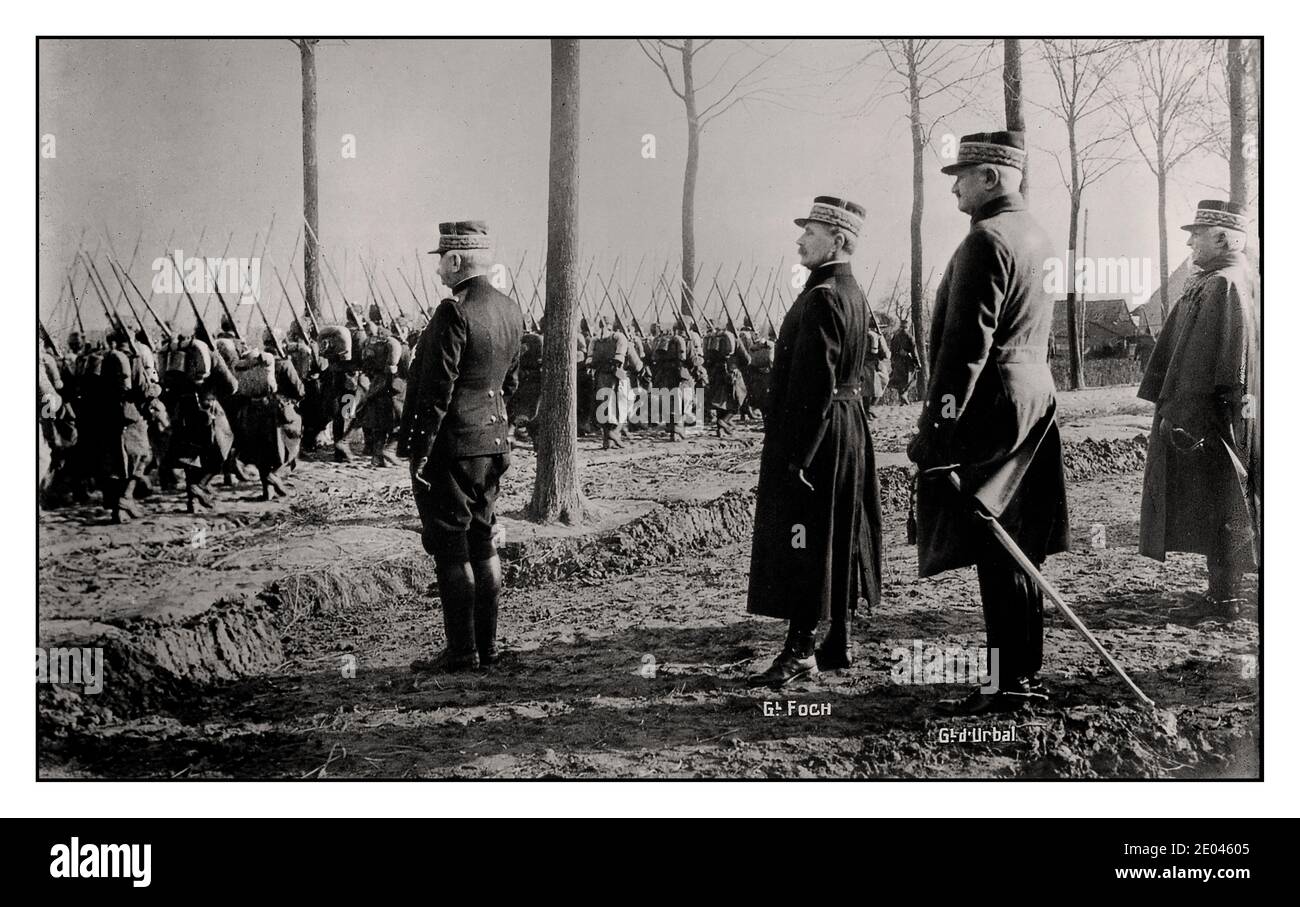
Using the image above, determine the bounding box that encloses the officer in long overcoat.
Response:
[908,132,1070,714]
[747,196,883,689]
[1138,200,1260,618]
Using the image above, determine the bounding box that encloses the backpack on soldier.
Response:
[318,325,352,361]
[183,337,213,382]
[233,350,278,396]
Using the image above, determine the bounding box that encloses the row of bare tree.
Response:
[286,39,1258,523]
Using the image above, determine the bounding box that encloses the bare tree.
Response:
[1003,39,1028,197]
[1191,39,1257,217]
[1037,39,1129,390]
[869,39,996,396]
[290,39,322,317]
[1115,40,1214,319]
[637,39,785,318]
[528,39,586,525]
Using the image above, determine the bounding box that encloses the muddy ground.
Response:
[37,384,1260,779]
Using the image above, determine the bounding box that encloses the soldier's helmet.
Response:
[263,327,279,351]
[67,331,83,352]
[220,314,237,334]
[368,303,383,324]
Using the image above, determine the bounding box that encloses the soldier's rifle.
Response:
[107,256,170,339]
[163,249,216,348]
[362,257,400,326]
[271,261,315,346]
[66,273,87,336]
[39,319,62,358]
[396,267,432,323]
[304,217,371,336]
[414,247,433,312]
[168,226,200,324]
[80,253,135,344]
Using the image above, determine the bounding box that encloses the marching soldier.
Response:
[908,131,1070,714]
[402,221,523,673]
[648,322,675,429]
[95,326,166,523]
[888,319,919,404]
[864,321,890,418]
[590,316,642,449]
[360,320,406,467]
[162,331,239,512]
[704,318,750,437]
[318,322,358,461]
[286,319,328,454]
[232,331,305,500]
[509,322,543,440]
[1138,200,1259,619]
[748,196,883,688]
[576,317,595,435]
[745,333,775,423]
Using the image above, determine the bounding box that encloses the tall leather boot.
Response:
[815,618,852,671]
[411,563,479,673]
[472,555,503,666]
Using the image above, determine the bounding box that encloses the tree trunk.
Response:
[906,45,929,395]
[299,39,321,318]
[1227,38,1247,207]
[1156,164,1170,320]
[1002,39,1028,198]
[528,38,585,525]
[1065,199,1085,390]
[680,40,700,320]
[1066,126,1085,390]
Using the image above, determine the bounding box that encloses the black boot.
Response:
[815,623,853,671]
[748,626,818,689]
[411,563,479,673]
[472,555,503,666]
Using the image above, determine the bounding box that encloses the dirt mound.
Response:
[1063,436,1148,482]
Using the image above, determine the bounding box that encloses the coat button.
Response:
[488,390,495,398]
[489,415,497,423]
[494,438,501,445]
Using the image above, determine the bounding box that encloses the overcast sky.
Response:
[38,38,1244,335]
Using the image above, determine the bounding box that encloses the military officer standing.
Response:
[908,131,1070,714]
[1138,200,1259,618]
[747,196,883,688]
[401,222,523,672]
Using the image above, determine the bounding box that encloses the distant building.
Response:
[1132,256,1192,338]
[1051,298,1138,355]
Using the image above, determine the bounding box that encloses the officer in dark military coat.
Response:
[908,131,1070,714]
[747,196,883,688]
[1138,200,1259,618]
[400,222,524,672]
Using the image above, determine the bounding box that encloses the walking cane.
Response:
[922,464,1157,710]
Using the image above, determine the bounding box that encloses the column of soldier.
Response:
[36,232,922,524]
[36,227,435,523]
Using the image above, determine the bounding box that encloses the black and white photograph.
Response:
[34,29,1263,788]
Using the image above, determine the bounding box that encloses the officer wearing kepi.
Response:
[401,221,524,672]
[1137,200,1259,618]
[909,131,1070,715]
[747,195,884,688]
